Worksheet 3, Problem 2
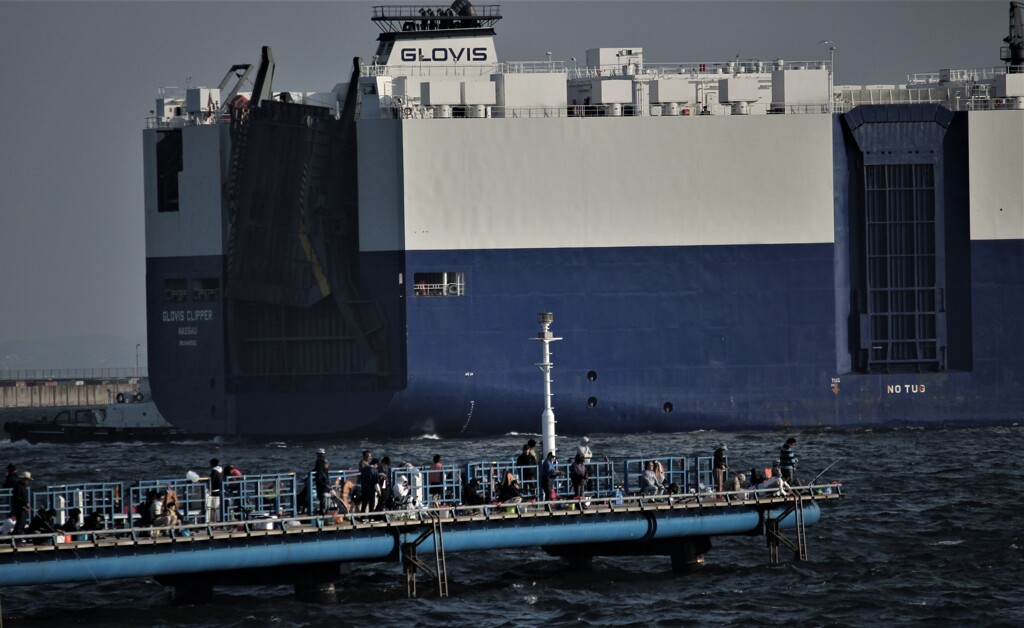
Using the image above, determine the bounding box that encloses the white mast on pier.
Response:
[533,312,562,458]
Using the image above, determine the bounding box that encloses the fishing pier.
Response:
[0,454,842,602]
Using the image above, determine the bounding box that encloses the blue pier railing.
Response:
[411,463,463,507]
[31,481,126,529]
[0,488,11,519]
[465,460,540,501]
[621,455,729,494]
[1,452,768,543]
[223,473,298,521]
[694,456,717,490]
[131,478,209,525]
[305,465,466,516]
[464,459,618,501]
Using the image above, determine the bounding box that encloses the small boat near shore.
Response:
[3,382,196,444]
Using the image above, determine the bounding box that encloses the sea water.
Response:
[1,426,1022,626]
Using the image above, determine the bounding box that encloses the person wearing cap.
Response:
[314,449,328,477]
[713,443,728,495]
[575,437,592,465]
[540,451,561,500]
[779,438,798,483]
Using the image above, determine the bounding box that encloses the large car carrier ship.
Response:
[142,2,1024,437]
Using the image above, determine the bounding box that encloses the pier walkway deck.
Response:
[0,453,842,600]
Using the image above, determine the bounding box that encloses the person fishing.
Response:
[779,438,798,483]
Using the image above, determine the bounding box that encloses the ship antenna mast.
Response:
[533,312,562,458]
[1002,1,1024,72]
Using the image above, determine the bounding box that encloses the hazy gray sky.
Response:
[0,1,1010,364]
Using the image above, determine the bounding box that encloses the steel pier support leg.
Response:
[767,519,781,564]
[670,538,710,574]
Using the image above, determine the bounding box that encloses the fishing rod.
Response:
[808,459,841,486]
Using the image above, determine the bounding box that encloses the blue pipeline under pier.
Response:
[0,488,840,599]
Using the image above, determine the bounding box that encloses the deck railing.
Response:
[7,452,839,538]
[0,368,145,383]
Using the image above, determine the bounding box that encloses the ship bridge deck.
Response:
[372,4,502,32]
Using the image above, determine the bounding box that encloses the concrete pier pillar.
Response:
[294,581,337,604]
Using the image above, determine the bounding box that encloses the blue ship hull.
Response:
[146,237,1023,437]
